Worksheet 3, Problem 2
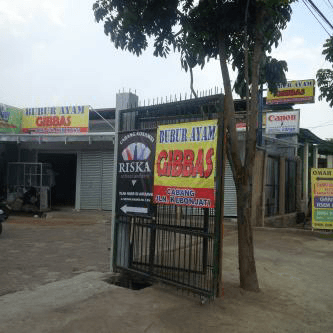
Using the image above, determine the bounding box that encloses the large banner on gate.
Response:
[153,119,218,209]
[311,168,333,230]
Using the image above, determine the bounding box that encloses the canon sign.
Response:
[265,110,300,134]
[268,114,296,122]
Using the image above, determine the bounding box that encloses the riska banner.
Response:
[22,105,89,134]
[311,168,333,230]
[116,129,156,217]
[153,119,218,209]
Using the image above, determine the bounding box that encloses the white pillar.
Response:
[110,92,139,272]
[327,155,333,168]
[303,143,309,204]
[313,145,318,168]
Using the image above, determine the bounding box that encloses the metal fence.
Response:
[114,96,223,298]
[115,206,218,296]
[264,156,279,216]
[285,159,297,213]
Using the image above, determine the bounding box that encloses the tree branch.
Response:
[218,32,243,175]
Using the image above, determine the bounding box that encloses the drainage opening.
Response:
[104,272,153,290]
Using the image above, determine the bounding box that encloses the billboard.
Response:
[153,119,218,209]
[266,79,315,105]
[311,168,333,230]
[116,129,156,217]
[22,105,89,134]
[0,105,22,134]
[265,110,300,134]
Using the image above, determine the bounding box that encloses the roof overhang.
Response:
[0,132,115,144]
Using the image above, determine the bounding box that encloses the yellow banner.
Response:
[153,120,218,208]
[311,168,333,230]
[22,105,89,134]
[267,79,315,105]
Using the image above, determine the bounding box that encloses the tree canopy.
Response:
[317,36,333,107]
[94,0,294,292]
[93,0,291,96]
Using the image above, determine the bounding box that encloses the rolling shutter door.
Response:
[80,152,102,209]
[224,160,237,217]
[101,151,114,210]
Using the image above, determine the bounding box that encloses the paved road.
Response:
[0,217,111,296]
[1,217,333,333]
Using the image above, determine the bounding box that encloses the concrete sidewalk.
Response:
[1,221,333,332]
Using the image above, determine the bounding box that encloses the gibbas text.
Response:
[157,148,214,178]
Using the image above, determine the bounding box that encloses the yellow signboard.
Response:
[266,79,315,105]
[311,168,333,230]
[153,119,218,208]
[22,105,89,134]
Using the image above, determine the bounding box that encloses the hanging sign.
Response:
[22,105,89,134]
[265,110,300,134]
[116,129,156,217]
[266,79,315,105]
[153,119,218,209]
[311,168,333,230]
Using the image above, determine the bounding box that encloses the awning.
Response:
[0,132,115,144]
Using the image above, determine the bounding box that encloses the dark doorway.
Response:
[38,153,77,207]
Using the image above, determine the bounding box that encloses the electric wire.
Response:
[306,0,333,31]
[302,0,331,36]
[324,0,333,11]
[328,0,333,11]
[307,122,333,129]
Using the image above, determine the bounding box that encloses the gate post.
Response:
[214,99,226,298]
[110,93,139,272]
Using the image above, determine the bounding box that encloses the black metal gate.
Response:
[114,95,224,298]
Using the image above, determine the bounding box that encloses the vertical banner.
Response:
[153,119,218,208]
[311,168,333,230]
[116,129,156,217]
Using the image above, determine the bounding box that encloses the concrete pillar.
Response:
[279,157,286,215]
[303,143,309,204]
[313,145,318,168]
[296,158,303,212]
[111,92,139,271]
[327,155,333,168]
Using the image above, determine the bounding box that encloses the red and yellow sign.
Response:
[153,120,218,208]
[266,79,315,105]
[22,105,89,134]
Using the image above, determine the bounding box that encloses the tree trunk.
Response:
[236,180,259,291]
[218,32,260,292]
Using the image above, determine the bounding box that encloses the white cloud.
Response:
[0,0,65,36]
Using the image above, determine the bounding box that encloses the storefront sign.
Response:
[153,119,218,209]
[266,79,315,105]
[0,105,22,134]
[22,105,89,134]
[311,168,333,230]
[116,129,156,217]
[265,110,300,134]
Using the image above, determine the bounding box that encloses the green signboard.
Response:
[0,105,23,134]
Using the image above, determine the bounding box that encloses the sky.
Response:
[1,0,333,139]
